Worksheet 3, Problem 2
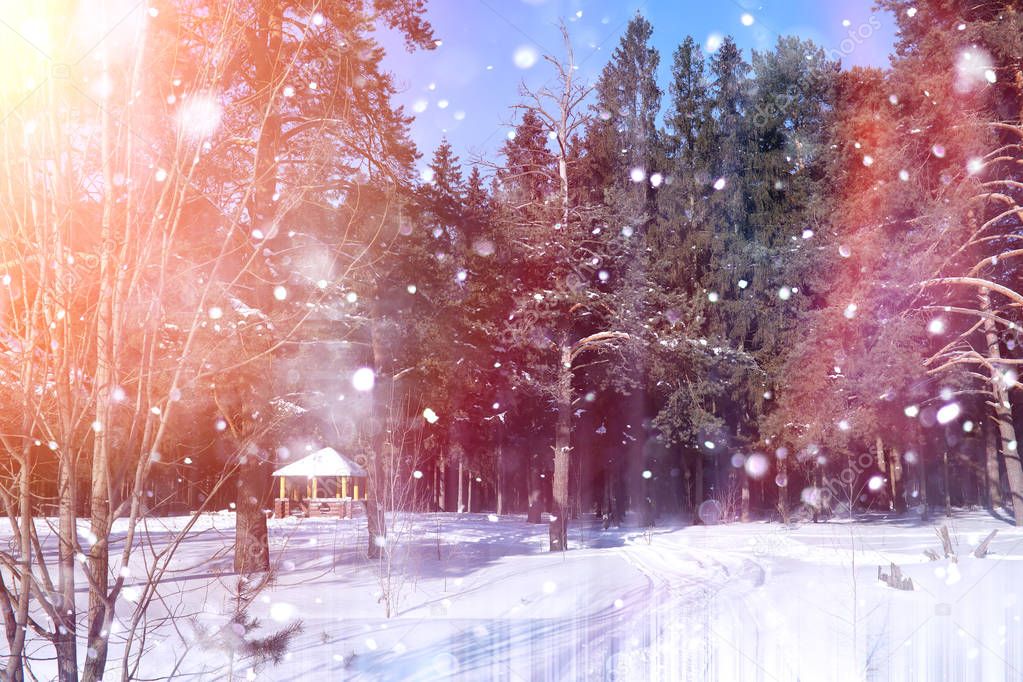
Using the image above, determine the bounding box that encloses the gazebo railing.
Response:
[273,474,368,518]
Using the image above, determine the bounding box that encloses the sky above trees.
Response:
[380,0,898,171]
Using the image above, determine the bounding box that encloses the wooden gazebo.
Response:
[272,447,369,518]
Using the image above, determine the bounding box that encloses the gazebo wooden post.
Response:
[335,476,341,499]
[342,477,348,498]
[354,481,359,500]
[279,477,285,499]
[312,476,318,499]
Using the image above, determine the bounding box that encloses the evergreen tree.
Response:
[577,14,665,525]
[587,13,662,208]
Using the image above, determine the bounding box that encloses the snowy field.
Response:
[9,510,1023,681]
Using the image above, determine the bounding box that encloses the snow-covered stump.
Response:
[878,563,915,591]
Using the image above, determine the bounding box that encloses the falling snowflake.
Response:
[352,368,375,392]
[936,403,960,425]
[177,94,222,139]
[744,453,769,479]
[270,602,296,622]
[513,45,538,69]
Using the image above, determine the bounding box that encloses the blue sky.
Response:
[379,1,898,174]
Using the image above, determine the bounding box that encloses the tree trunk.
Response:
[740,467,750,522]
[366,293,395,558]
[981,287,1023,525]
[812,463,823,523]
[435,435,448,515]
[83,29,120,673]
[234,454,271,573]
[550,344,572,551]
[846,452,856,520]
[943,447,953,518]
[640,476,655,527]
[986,423,1003,510]
[55,453,78,681]
[496,441,504,516]
[527,456,542,523]
[693,450,704,520]
[889,446,905,513]
[676,451,688,513]
[437,452,446,512]
[230,0,284,581]
[366,499,386,559]
[919,447,929,522]
[602,460,622,528]
[457,459,464,513]
[572,439,583,520]
[776,453,789,522]
[4,447,33,682]
[875,436,893,512]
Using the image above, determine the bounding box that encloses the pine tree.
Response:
[495,26,630,549]
[587,13,662,206]
[579,13,664,526]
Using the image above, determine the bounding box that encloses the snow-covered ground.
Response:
[9,510,1023,680]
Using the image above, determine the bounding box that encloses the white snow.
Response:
[6,511,1022,680]
[271,446,367,478]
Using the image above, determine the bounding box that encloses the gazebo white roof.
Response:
[272,447,368,478]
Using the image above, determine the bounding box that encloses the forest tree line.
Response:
[359,1,1023,545]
